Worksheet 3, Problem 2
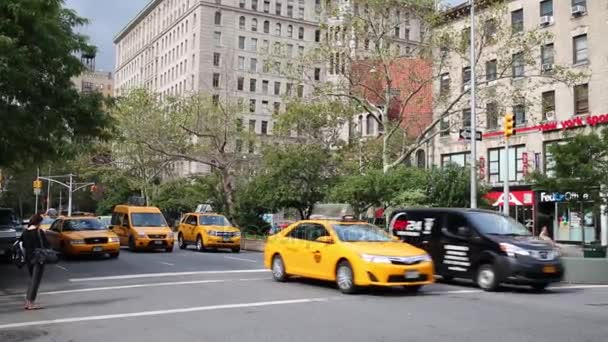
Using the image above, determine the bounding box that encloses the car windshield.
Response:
[63,219,107,231]
[131,213,168,227]
[469,212,531,236]
[41,217,55,225]
[200,215,231,226]
[333,223,392,242]
[98,217,111,227]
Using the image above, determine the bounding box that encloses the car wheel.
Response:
[196,235,205,252]
[109,252,120,259]
[231,247,240,253]
[336,261,357,294]
[271,255,288,282]
[531,282,549,292]
[476,264,499,291]
[178,233,187,250]
[403,285,422,293]
[128,236,136,252]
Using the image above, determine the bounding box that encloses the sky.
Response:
[64,0,464,73]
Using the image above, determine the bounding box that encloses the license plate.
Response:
[543,266,556,274]
[92,246,103,252]
[154,240,163,245]
[405,271,420,279]
[223,236,232,242]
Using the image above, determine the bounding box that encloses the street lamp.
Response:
[469,0,478,209]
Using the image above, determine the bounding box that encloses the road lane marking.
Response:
[224,256,259,263]
[0,297,333,330]
[69,269,269,282]
[55,265,69,271]
[159,262,174,266]
[425,289,482,295]
[550,284,608,290]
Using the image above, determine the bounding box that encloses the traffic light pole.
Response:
[503,136,510,216]
[469,0,478,209]
[37,174,95,217]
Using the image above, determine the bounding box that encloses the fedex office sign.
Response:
[540,192,590,203]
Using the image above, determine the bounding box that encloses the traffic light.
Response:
[504,114,515,138]
[33,179,43,189]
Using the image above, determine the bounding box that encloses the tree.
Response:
[426,164,489,208]
[288,0,585,174]
[0,0,111,168]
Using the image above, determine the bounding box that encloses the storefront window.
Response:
[543,140,568,177]
[441,152,470,167]
[487,145,525,183]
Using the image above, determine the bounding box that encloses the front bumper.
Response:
[134,237,174,250]
[64,242,120,255]
[356,261,435,287]
[496,255,564,285]
[205,236,241,248]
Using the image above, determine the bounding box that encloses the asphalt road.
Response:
[1,246,608,342]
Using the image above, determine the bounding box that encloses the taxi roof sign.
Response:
[309,203,355,221]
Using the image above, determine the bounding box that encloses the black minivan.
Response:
[389,208,564,291]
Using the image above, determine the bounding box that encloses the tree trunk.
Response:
[220,170,236,222]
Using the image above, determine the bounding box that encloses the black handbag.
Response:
[11,241,26,269]
[31,229,58,265]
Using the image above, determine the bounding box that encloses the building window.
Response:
[297,85,304,98]
[213,52,221,67]
[239,16,245,30]
[542,91,555,121]
[237,77,244,91]
[287,4,293,17]
[287,44,294,57]
[540,0,553,17]
[251,18,258,31]
[574,84,589,115]
[314,68,321,81]
[276,2,282,15]
[250,38,258,51]
[261,121,268,135]
[513,101,526,125]
[394,26,400,38]
[236,139,243,153]
[416,150,426,169]
[263,20,270,33]
[484,19,497,40]
[249,99,256,113]
[274,81,280,95]
[287,25,293,38]
[512,52,524,77]
[486,60,497,82]
[250,58,257,72]
[511,9,524,34]
[275,23,282,36]
[298,6,304,19]
[239,0,245,8]
[462,109,471,128]
[262,80,269,94]
[214,32,221,47]
[572,0,586,8]
[541,43,554,69]
[573,34,588,64]
[264,0,270,13]
[544,141,568,177]
[214,11,222,25]
[238,56,245,70]
[251,0,258,11]
[315,29,320,42]
[238,36,245,50]
[439,73,450,97]
[462,67,471,91]
[488,145,525,182]
[212,73,220,88]
[250,78,256,92]
[366,114,375,135]
[486,102,498,130]
[298,27,304,40]
[248,119,256,133]
[273,102,280,114]
[440,117,450,136]
[441,152,470,168]
[262,40,269,53]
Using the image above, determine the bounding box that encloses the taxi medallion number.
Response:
[543,266,556,274]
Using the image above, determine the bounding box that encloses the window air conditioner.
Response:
[545,111,556,121]
[539,16,553,26]
[571,5,586,16]
[542,63,553,72]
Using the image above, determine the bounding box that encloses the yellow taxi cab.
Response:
[110,205,174,252]
[39,215,57,230]
[177,213,241,253]
[264,217,435,294]
[45,217,120,258]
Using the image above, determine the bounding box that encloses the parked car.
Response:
[177,213,241,253]
[0,208,22,259]
[389,208,564,291]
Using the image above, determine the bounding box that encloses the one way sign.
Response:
[459,128,483,141]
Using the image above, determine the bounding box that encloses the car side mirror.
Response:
[315,236,334,244]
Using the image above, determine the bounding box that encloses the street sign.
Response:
[459,128,482,141]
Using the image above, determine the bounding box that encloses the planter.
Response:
[583,245,607,258]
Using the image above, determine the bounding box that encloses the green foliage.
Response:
[425,164,489,208]
[0,0,111,168]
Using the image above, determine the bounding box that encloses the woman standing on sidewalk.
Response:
[20,213,48,310]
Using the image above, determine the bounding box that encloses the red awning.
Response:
[484,191,535,207]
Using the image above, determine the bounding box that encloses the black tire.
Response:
[476,264,499,291]
[271,254,288,282]
[109,252,120,259]
[403,285,422,293]
[195,235,205,252]
[128,236,136,252]
[336,261,357,294]
[531,282,549,292]
[232,247,241,253]
[177,233,187,250]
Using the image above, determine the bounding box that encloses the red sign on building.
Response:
[479,157,485,181]
[522,152,529,177]
[484,191,535,207]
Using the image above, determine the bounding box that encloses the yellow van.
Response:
[109,205,174,252]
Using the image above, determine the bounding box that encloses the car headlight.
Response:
[233,231,241,237]
[109,237,120,243]
[70,239,85,245]
[137,231,146,238]
[500,243,530,257]
[417,254,433,262]
[360,254,392,264]
[208,230,218,236]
